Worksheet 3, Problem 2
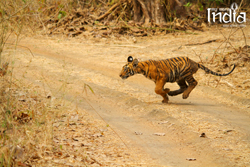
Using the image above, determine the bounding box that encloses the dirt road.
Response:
[11,27,250,166]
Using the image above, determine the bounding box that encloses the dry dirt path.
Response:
[12,28,250,166]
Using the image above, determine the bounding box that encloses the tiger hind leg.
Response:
[182,75,197,99]
[168,79,188,96]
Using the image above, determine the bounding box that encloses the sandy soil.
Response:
[6,26,250,166]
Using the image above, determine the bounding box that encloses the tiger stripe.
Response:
[119,56,235,103]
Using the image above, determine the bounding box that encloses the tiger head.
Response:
[119,56,139,79]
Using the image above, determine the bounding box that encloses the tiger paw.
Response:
[182,93,189,99]
[162,99,169,103]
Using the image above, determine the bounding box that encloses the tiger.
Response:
[119,56,235,103]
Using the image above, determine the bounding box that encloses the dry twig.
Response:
[192,49,203,64]
[185,39,219,46]
[97,3,120,21]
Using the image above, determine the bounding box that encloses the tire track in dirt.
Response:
[15,36,250,167]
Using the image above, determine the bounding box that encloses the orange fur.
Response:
[120,56,235,103]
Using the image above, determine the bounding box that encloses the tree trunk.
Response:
[132,0,188,26]
[155,0,167,25]
[137,0,150,25]
[132,0,142,22]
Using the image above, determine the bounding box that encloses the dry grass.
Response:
[205,28,250,95]
[0,1,76,166]
[0,77,54,166]
[0,1,135,166]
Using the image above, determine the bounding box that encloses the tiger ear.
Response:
[133,58,139,67]
[127,56,133,63]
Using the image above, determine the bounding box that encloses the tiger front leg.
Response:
[155,80,170,103]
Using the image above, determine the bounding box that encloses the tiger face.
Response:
[119,56,138,79]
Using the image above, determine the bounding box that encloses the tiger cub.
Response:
[119,56,235,103]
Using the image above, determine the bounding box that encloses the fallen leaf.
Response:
[153,133,165,136]
[134,131,143,135]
